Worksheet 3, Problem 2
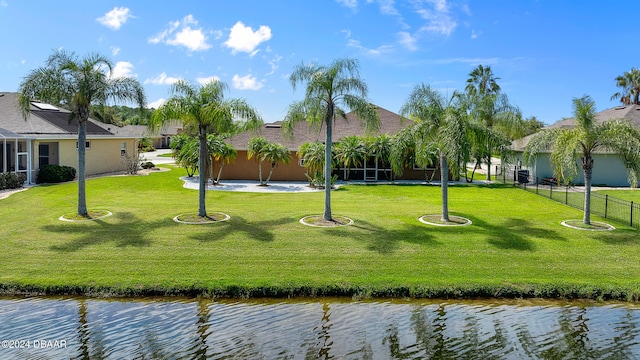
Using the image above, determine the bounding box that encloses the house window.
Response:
[76,141,90,149]
[121,142,127,156]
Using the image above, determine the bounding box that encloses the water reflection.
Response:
[0,297,639,359]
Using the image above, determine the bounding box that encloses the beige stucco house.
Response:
[0,92,141,184]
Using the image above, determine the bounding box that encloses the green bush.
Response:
[0,172,26,190]
[141,161,155,169]
[37,164,76,184]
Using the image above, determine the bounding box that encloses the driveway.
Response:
[141,149,175,165]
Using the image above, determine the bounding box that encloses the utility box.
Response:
[517,169,530,184]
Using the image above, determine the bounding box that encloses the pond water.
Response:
[0,297,639,359]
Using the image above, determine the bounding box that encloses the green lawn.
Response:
[595,189,640,203]
[1,166,638,300]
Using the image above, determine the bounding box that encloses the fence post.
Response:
[536,178,539,194]
[565,185,568,204]
[631,201,634,227]
[550,182,553,199]
[605,194,608,219]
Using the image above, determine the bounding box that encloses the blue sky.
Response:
[1,1,638,125]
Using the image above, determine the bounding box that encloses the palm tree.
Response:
[367,134,393,180]
[247,137,270,185]
[283,58,380,221]
[611,68,640,105]
[18,50,146,216]
[207,134,237,184]
[399,84,470,222]
[463,66,522,180]
[298,141,327,186]
[261,142,292,184]
[465,64,500,98]
[524,95,640,225]
[334,135,366,180]
[150,79,262,217]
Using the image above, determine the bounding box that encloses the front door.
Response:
[39,144,49,167]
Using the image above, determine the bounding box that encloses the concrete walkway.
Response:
[140,149,175,165]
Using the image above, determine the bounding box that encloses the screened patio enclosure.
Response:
[0,127,32,184]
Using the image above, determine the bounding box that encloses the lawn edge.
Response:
[1,282,638,302]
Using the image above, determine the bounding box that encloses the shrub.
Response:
[0,172,26,190]
[37,164,76,184]
[141,161,155,169]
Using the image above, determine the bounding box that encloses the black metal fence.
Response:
[498,165,639,229]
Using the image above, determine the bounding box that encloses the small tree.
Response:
[261,143,292,184]
[334,135,366,180]
[247,137,270,185]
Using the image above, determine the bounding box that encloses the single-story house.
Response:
[222,106,444,182]
[511,104,640,186]
[117,122,183,149]
[0,92,142,184]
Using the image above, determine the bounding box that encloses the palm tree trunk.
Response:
[198,125,207,217]
[323,105,334,221]
[265,164,275,184]
[77,114,88,216]
[582,156,593,225]
[216,162,224,184]
[440,152,450,222]
[486,156,492,181]
[258,161,264,185]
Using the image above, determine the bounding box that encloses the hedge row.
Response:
[0,172,26,190]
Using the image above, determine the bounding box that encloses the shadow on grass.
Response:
[188,216,293,243]
[472,217,564,251]
[328,218,441,255]
[44,212,174,252]
[592,228,640,245]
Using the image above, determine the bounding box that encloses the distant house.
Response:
[0,92,142,184]
[511,105,640,186]
[117,122,183,149]
[223,106,444,182]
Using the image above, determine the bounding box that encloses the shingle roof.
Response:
[0,92,140,138]
[227,105,408,150]
[511,104,640,151]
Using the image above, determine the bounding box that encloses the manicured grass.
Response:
[595,189,640,203]
[0,166,638,300]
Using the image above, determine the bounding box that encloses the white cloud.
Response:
[397,31,418,51]
[0,0,8,7]
[196,75,221,85]
[97,7,133,30]
[415,0,457,36]
[111,46,121,56]
[232,74,264,90]
[146,98,166,109]
[111,61,136,78]
[224,21,272,55]
[336,0,358,9]
[144,72,181,85]
[266,55,283,76]
[471,29,481,39]
[149,15,211,52]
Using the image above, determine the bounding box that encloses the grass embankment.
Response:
[1,166,638,300]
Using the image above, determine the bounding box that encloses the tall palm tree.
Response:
[247,136,270,185]
[334,135,366,180]
[611,68,640,105]
[18,50,146,216]
[463,66,522,180]
[150,79,262,217]
[465,64,500,98]
[283,58,380,221]
[524,95,640,225]
[261,142,292,184]
[399,84,470,222]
